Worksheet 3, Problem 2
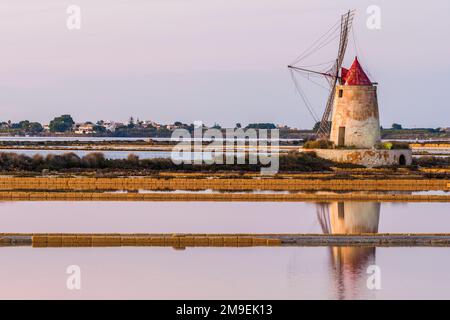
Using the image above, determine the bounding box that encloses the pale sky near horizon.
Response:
[0,0,449,128]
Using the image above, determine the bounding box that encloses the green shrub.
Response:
[379,142,393,150]
[0,150,342,173]
[377,141,410,150]
[413,156,450,167]
[0,149,372,173]
[303,139,334,149]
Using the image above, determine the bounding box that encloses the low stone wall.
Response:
[0,191,448,202]
[2,233,449,248]
[410,143,450,148]
[313,149,413,167]
[30,235,281,248]
[0,176,447,191]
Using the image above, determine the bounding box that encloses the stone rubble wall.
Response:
[314,149,413,167]
[0,173,447,191]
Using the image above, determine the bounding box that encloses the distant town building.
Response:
[0,122,10,129]
[99,121,123,132]
[143,120,161,129]
[74,123,95,134]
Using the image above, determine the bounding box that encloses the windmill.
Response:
[288,10,355,139]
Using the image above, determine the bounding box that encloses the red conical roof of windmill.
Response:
[341,57,372,85]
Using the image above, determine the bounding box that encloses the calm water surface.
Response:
[0,246,449,299]
[0,149,204,160]
[0,136,301,142]
[0,149,277,160]
[0,201,449,299]
[0,201,449,233]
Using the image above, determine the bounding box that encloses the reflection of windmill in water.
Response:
[316,202,380,300]
[288,10,356,138]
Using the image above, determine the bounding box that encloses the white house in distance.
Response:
[74,123,96,134]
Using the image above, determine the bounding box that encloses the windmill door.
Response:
[338,127,345,146]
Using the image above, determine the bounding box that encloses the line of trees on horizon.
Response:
[0,115,448,137]
[0,114,290,135]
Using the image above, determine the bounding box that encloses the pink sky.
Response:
[0,0,449,128]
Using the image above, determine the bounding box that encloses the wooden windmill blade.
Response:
[316,202,331,234]
[316,61,338,137]
[337,10,355,68]
[317,10,355,138]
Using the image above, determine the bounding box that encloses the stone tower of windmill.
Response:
[313,57,412,166]
[329,57,380,149]
[314,56,412,167]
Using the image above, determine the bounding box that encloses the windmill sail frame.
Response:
[288,10,355,139]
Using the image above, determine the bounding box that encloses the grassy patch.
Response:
[303,139,334,149]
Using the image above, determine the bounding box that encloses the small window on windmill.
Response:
[338,89,343,98]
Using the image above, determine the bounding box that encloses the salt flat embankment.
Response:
[0,175,448,191]
[0,175,448,201]
[3,233,450,248]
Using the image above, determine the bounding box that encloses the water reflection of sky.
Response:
[0,201,448,234]
[0,149,275,161]
[1,201,449,299]
[0,246,449,299]
[0,149,206,160]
